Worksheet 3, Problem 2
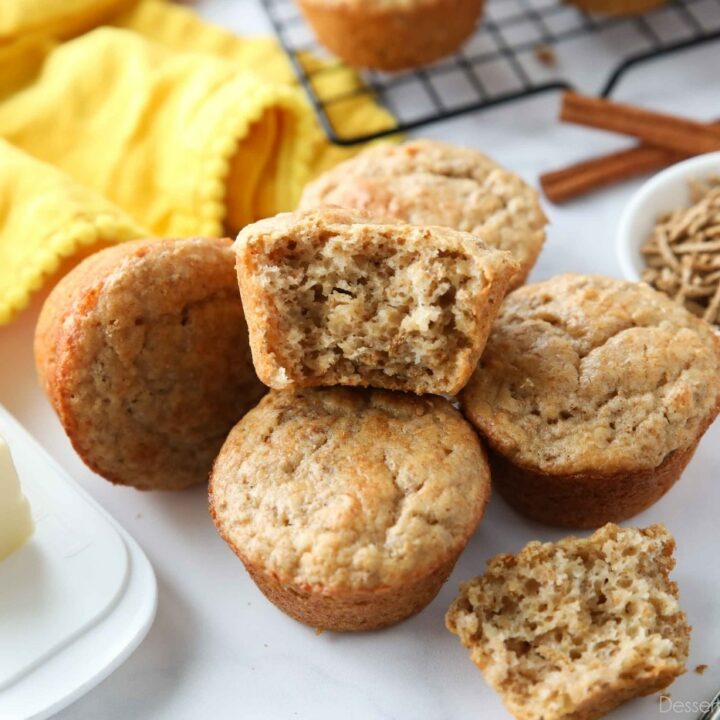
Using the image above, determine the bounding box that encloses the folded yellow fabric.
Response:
[0,138,146,323]
[113,0,395,170]
[0,0,395,323]
[0,27,320,238]
[0,0,136,45]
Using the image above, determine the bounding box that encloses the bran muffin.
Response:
[566,0,666,15]
[446,523,690,720]
[235,207,518,396]
[209,387,491,631]
[298,0,485,71]
[35,238,265,491]
[460,274,720,528]
[299,140,547,289]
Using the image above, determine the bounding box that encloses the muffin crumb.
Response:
[534,44,557,67]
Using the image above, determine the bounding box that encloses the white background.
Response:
[1,1,719,718]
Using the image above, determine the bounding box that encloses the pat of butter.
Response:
[0,435,33,561]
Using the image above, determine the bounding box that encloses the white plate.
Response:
[0,405,157,720]
[616,151,720,282]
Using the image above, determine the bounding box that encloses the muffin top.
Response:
[35,237,265,490]
[210,387,490,590]
[461,274,720,475]
[299,139,546,283]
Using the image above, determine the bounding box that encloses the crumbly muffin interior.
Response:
[446,524,690,720]
[211,388,490,589]
[253,223,489,389]
[461,273,720,474]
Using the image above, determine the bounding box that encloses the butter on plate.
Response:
[0,435,33,561]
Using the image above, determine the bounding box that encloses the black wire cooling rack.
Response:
[261,0,720,145]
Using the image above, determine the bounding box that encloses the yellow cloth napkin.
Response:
[0,27,321,237]
[0,0,133,45]
[0,138,146,323]
[0,0,395,324]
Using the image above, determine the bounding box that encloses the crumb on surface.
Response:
[534,44,557,66]
[696,664,709,675]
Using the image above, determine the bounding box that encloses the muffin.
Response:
[35,238,265,491]
[567,0,666,15]
[446,523,690,720]
[209,387,491,631]
[235,207,518,396]
[460,274,720,528]
[298,0,485,71]
[299,139,547,289]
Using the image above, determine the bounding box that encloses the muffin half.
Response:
[210,387,491,631]
[35,238,265,491]
[446,523,690,720]
[460,273,720,528]
[298,0,485,71]
[236,208,518,395]
[299,139,547,289]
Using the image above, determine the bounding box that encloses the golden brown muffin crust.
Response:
[210,387,491,591]
[298,0,484,71]
[299,140,547,287]
[484,431,711,529]
[35,238,265,491]
[461,273,720,475]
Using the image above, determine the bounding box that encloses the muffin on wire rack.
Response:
[297,0,485,71]
[566,0,666,15]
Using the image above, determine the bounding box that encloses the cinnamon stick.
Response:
[561,92,720,156]
[541,145,685,204]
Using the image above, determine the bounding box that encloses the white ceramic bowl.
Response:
[616,151,720,282]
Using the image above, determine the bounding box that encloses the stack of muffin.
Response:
[35,140,720,720]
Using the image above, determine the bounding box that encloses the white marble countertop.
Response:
[1,2,720,718]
